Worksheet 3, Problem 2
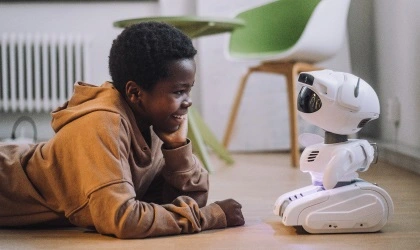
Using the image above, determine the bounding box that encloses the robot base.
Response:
[273,180,394,234]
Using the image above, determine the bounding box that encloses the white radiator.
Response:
[0,33,91,112]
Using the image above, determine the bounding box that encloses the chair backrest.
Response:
[227,0,352,63]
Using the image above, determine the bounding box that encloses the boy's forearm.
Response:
[86,186,224,239]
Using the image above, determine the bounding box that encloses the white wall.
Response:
[373,0,420,149]
[0,1,158,141]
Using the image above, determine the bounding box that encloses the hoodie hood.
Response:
[51,82,131,133]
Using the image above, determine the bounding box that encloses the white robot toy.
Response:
[273,70,394,233]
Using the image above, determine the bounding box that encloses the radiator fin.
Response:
[0,33,90,112]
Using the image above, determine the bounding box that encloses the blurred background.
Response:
[0,0,419,173]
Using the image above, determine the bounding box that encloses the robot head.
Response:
[297,70,380,135]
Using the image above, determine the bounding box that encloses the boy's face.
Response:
[137,58,196,134]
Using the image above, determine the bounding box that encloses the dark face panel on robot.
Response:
[297,87,322,114]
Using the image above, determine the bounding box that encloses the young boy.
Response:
[0,22,244,239]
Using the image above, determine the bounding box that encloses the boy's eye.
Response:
[174,88,191,95]
[173,85,192,96]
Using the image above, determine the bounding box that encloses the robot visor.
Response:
[298,87,322,113]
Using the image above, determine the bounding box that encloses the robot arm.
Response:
[323,149,352,190]
[323,142,374,190]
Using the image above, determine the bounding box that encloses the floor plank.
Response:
[0,152,419,249]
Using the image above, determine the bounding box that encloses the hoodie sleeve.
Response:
[86,185,226,239]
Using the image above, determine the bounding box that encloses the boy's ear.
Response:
[125,81,143,103]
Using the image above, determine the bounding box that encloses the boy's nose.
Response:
[182,98,192,108]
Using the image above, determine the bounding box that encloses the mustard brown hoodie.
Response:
[0,82,227,238]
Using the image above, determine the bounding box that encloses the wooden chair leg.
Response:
[285,70,299,167]
[259,61,321,167]
[223,61,321,168]
[223,68,254,148]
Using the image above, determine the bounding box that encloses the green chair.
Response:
[223,0,352,167]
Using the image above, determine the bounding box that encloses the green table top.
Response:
[113,16,245,38]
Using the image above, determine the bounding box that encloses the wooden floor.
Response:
[1,152,419,249]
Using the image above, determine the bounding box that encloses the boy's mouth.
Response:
[172,114,186,120]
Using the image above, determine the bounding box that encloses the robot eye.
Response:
[297,87,322,113]
[298,73,314,86]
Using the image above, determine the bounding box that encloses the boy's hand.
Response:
[154,114,188,149]
[215,199,245,227]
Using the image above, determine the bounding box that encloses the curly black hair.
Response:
[109,21,197,94]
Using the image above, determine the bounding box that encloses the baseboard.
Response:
[377,140,420,175]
